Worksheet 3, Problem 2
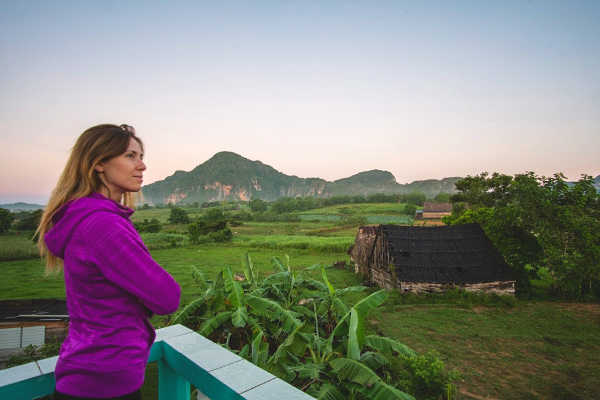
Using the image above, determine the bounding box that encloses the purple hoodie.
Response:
[45,192,181,397]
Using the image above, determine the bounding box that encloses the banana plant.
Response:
[170,253,454,400]
[316,265,368,335]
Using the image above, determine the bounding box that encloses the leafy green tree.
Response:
[403,192,426,206]
[433,192,451,203]
[203,208,225,222]
[134,218,162,233]
[188,208,232,244]
[15,209,42,231]
[0,208,14,233]
[249,199,268,213]
[446,172,600,298]
[403,204,417,216]
[168,207,190,224]
[271,197,297,214]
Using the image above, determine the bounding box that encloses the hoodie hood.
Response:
[45,192,134,258]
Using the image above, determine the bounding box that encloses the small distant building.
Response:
[348,224,515,295]
[421,202,452,220]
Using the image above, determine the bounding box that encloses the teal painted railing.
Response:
[0,324,315,400]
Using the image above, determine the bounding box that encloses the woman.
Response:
[36,124,181,399]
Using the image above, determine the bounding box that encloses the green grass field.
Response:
[1,204,599,399]
[297,202,416,216]
[2,248,599,399]
[0,233,39,261]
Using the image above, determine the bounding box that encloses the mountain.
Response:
[141,151,461,205]
[0,202,45,212]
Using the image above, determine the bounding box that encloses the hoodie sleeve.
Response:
[82,211,181,315]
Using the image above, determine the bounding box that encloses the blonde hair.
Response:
[36,124,144,273]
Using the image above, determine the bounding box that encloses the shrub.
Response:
[188,209,232,244]
[0,208,14,233]
[403,204,417,216]
[171,255,458,400]
[249,199,268,213]
[134,218,162,233]
[338,215,368,226]
[207,228,233,242]
[168,207,190,224]
[395,351,460,400]
[14,209,42,231]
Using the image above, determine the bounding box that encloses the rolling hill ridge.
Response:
[141,152,461,205]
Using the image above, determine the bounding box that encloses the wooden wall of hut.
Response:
[422,212,451,219]
[349,226,378,278]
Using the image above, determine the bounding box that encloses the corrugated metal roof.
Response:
[0,300,68,322]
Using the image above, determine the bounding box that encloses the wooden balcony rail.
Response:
[0,324,315,400]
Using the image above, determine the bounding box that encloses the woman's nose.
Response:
[138,160,146,171]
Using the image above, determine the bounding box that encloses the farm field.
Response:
[1,203,599,399]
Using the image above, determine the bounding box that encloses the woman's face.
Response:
[95,138,146,201]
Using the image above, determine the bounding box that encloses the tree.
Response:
[134,218,162,233]
[446,172,600,298]
[188,208,232,244]
[403,204,417,216]
[433,192,451,203]
[168,207,190,224]
[15,209,42,231]
[403,192,426,206]
[0,208,14,233]
[249,199,268,213]
[271,197,296,214]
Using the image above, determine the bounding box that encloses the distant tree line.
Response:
[248,192,442,215]
[0,208,43,233]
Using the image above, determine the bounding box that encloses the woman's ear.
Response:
[94,163,105,173]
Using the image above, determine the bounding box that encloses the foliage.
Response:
[203,208,226,221]
[395,351,461,400]
[446,172,600,298]
[403,192,426,206]
[139,232,188,249]
[134,218,162,233]
[249,199,268,213]
[188,208,232,244]
[7,342,61,368]
[168,207,190,224]
[0,208,14,233]
[14,209,42,231]
[234,235,354,253]
[433,192,452,203]
[253,212,301,223]
[338,215,368,227]
[403,204,417,216]
[0,232,40,261]
[171,253,457,399]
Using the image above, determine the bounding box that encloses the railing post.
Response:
[158,356,190,400]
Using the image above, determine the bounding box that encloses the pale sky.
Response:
[1,1,598,204]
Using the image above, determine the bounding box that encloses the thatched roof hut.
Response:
[348,223,515,295]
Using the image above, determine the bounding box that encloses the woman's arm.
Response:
[83,211,181,315]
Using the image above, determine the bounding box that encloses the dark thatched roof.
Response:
[378,223,514,284]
